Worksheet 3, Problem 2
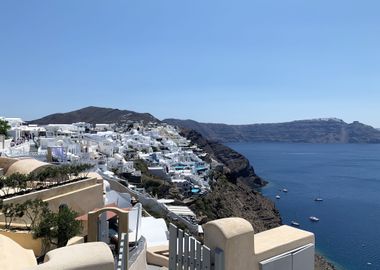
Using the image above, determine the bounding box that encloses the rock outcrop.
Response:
[181,129,281,231]
[190,177,282,233]
[315,255,336,270]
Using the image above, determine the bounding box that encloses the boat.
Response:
[282,188,288,193]
[314,192,323,201]
[291,221,300,227]
[309,216,320,222]
[275,195,281,199]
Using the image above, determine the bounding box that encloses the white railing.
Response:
[169,223,224,270]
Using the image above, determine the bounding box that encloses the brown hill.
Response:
[29,106,159,125]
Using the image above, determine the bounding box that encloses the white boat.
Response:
[275,195,281,199]
[282,188,288,193]
[291,221,300,227]
[309,216,320,222]
[315,192,323,201]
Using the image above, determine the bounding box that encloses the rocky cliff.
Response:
[165,118,380,143]
[181,129,281,230]
[182,129,267,188]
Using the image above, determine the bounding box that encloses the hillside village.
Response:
[0,117,215,229]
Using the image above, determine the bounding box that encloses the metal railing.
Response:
[169,223,224,270]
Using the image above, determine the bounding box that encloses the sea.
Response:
[227,142,380,270]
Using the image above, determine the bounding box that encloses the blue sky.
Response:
[1,0,379,127]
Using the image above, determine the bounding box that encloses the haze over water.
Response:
[227,142,380,270]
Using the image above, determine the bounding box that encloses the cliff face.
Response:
[181,129,281,232]
[191,177,282,232]
[182,129,267,188]
[165,118,380,143]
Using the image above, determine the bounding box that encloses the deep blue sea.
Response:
[227,143,380,270]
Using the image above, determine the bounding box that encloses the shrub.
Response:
[1,203,26,229]
[0,163,94,198]
[34,204,82,248]
[22,199,49,230]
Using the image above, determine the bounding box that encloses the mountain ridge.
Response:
[29,106,159,125]
[164,118,380,143]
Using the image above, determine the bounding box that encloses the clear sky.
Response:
[1,0,379,127]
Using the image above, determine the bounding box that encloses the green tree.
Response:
[34,205,82,248]
[56,205,82,247]
[33,209,56,253]
[1,202,26,229]
[22,199,49,230]
[6,173,28,194]
[0,173,26,196]
[0,119,10,138]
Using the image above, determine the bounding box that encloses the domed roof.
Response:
[5,158,52,177]
[0,157,19,173]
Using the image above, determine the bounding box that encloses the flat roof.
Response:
[165,205,196,216]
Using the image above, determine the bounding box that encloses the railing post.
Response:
[190,237,196,270]
[134,203,141,248]
[196,241,202,269]
[184,233,190,269]
[87,210,98,242]
[123,232,129,270]
[177,229,184,270]
[169,223,178,270]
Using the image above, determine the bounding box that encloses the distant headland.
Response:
[164,118,380,144]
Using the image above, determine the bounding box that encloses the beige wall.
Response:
[1,178,104,225]
[26,242,115,270]
[3,177,103,212]
[3,177,100,204]
[0,230,43,256]
[204,218,256,270]
[203,218,315,270]
[44,183,103,214]
[0,233,37,270]
[129,240,148,270]
[66,236,85,246]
